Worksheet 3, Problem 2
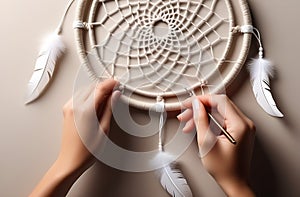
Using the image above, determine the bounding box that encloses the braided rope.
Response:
[74,0,252,111]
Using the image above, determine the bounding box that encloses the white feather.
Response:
[153,151,193,197]
[248,58,283,117]
[25,33,65,104]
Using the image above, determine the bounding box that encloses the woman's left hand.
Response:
[29,79,120,197]
[58,79,120,172]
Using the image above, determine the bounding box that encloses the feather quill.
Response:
[152,151,193,197]
[25,0,74,104]
[160,154,192,197]
[248,58,283,117]
[161,164,193,197]
[25,33,65,104]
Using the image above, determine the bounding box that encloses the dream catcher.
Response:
[25,0,283,196]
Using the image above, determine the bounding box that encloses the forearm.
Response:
[29,158,94,197]
[217,177,255,197]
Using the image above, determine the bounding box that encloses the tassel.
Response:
[237,25,283,117]
[25,0,75,104]
[153,97,193,197]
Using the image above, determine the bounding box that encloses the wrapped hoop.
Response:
[74,0,252,111]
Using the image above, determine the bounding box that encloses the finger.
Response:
[98,90,121,134]
[199,95,252,140]
[98,90,121,113]
[177,108,193,122]
[82,79,117,123]
[182,118,195,133]
[94,79,119,110]
[192,98,210,145]
[192,98,218,157]
[111,90,121,108]
[182,95,233,131]
[181,97,193,109]
[198,95,243,123]
[182,95,222,111]
[98,95,113,134]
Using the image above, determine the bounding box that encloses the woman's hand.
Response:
[178,95,255,197]
[59,79,120,172]
[29,79,120,197]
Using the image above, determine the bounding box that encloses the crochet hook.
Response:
[189,90,237,144]
[208,112,237,145]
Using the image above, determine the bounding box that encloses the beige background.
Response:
[0,0,300,196]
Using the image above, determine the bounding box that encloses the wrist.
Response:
[29,158,95,197]
[216,177,255,197]
[53,155,96,180]
[29,162,72,197]
[49,160,76,182]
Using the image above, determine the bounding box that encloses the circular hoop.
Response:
[74,0,252,111]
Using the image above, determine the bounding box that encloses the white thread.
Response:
[55,0,75,34]
[155,96,165,113]
[237,25,264,58]
[253,27,264,58]
[155,97,165,152]
[240,25,254,34]
[73,21,93,30]
[84,0,233,96]
[73,21,85,29]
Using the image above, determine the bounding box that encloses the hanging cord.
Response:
[55,0,76,35]
[252,27,264,58]
[155,96,165,152]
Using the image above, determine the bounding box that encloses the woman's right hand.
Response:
[178,95,256,197]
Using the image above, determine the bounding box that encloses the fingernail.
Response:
[192,98,200,119]
[112,90,121,104]
[176,109,188,120]
[177,113,182,120]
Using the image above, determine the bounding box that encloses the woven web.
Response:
[86,0,233,97]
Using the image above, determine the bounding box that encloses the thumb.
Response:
[98,90,121,134]
[94,79,119,110]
